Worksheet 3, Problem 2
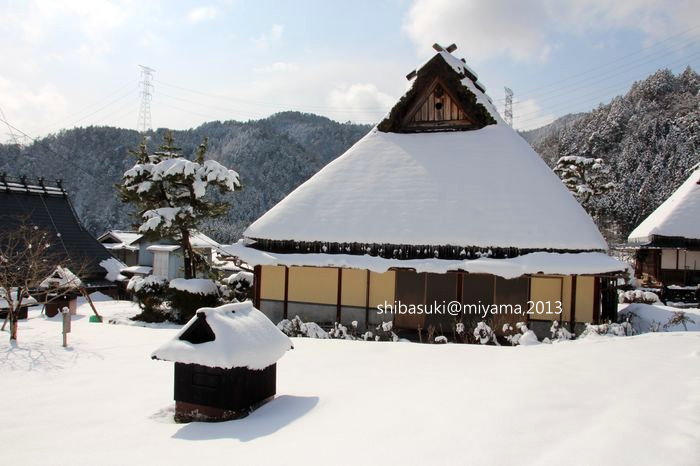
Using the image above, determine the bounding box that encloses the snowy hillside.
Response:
[1,300,698,465]
[0,113,369,243]
[522,67,699,240]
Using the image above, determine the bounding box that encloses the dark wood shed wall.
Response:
[174,362,276,412]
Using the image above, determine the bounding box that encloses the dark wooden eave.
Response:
[247,238,604,261]
[640,235,700,250]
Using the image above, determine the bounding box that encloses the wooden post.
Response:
[364,270,371,331]
[336,268,343,323]
[570,276,577,330]
[253,265,262,309]
[593,276,601,323]
[61,308,71,347]
[283,266,289,320]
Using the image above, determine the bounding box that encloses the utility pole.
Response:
[504,87,513,127]
[136,65,155,133]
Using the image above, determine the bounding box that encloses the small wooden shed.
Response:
[152,302,293,422]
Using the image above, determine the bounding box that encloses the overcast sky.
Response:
[1,0,699,140]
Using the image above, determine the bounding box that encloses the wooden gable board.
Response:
[403,77,476,130]
[377,54,496,133]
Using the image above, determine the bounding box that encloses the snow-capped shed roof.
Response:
[190,231,220,249]
[151,302,293,370]
[0,289,38,310]
[243,47,607,252]
[97,230,143,249]
[628,166,700,243]
[98,230,218,250]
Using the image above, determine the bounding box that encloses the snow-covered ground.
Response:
[620,302,700,332]
[1,298,699,466]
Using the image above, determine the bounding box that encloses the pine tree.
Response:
[554,156,615,217]
[119,132,240,278]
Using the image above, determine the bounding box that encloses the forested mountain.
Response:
[0,113,370,243]
[521,67,699,241]
[1,67,697,245]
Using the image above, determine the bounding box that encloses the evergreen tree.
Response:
[119,132,240,278]
[554,156,615,212]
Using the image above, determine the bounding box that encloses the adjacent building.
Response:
[628,165,700,289]
[0,175,115,292]
[98,229,220,280]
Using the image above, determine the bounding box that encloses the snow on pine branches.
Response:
[554,155,615,215]
[120,133,240,278]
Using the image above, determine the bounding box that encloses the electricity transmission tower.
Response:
[504,87,513,126]
[137,65,155,133]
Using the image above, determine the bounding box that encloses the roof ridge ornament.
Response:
[433,43,457,53]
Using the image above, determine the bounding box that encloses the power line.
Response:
[0,104,20,146]
[156,91,269,119]
[512,56,699,127]
[493,24,700,103]
[89,92,139,125]
[507,41,700,109]
[34,82,136,134]
[154,79,391,113]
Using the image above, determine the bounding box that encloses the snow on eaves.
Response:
[151,301,293,370]
[628,166,700,242]
[39,266,83,289]
[0,289,38,310]
[224,242,627,279]
[121,265,152,275]
[100,257,127,282]
[147,244,180,252]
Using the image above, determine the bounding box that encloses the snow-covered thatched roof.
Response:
[151,302,292,370]
[243,49,607,252]
[628,166,700,243]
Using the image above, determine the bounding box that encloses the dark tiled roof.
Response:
[0,177,114,284]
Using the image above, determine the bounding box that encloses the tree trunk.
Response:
[9,309,17,340]
[9,288,23,341]
[181,229,195,279]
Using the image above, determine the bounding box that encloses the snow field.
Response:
[0,298,698,465]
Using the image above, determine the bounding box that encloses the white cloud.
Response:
[251,24,284,50]
[190,60,403,127]
[327,83,395,123]
[255,62,299,73]
[0,77,68,139]
[187,6,218,24]
[403,0,551,62]
[403,0,700,63]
